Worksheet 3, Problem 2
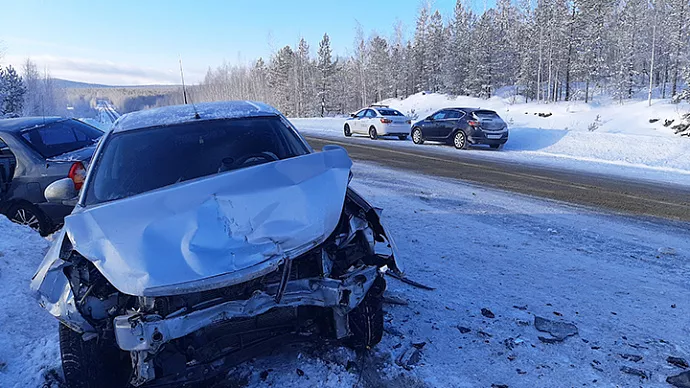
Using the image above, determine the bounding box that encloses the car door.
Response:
[426,110,448,139]
[363,109,377,133]
[352,110,367,133]
[438,110,461,139]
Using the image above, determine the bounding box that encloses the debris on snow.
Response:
[386,271,435,290]
[668,357,690,369]
[658,247,678,256]
[620,354,643,362]
[481,308,496,319]
[620,366,648,379]
[295,368,305,377]
[382,294,409,306]
[667,371,690,388]
[396,344,424,370]
[534,316,578,342]
[512,305,528,311]
[457,326,472,334]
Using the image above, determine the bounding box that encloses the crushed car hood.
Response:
[64,148,352,296]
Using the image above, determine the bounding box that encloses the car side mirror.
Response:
[427,116,434,121]
[45,178,78,204]
[350,113,356,118]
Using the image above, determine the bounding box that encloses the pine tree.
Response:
[268,46,295,115]
[368,35,391,102]
[0,65,25,117]
[317,33,337,116]
[426,10,445,92]
[444,0,473,95]
[413,3,431,92]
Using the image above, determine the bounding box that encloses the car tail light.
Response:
[380,118,392,124]
[68,162,86,190]
[468,120,480,127]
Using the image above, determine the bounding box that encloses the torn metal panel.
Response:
[62,149,352,296]
[29,229,95,333]
[114,266,379,352]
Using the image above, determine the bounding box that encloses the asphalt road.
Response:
[305,135,690,222]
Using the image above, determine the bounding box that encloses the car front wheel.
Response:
[59,324,131,388]
[412,128,424,144]
[369,126,378,140]
[345,276,385,349]
[7,202,51,236]
[344,124,352,137]
[453,130,468,150]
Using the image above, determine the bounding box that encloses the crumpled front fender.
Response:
[30,229,95,333]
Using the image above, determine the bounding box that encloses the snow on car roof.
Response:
[112,100,280,133]
[0,117,63,134]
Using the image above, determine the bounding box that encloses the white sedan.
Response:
[343,105,411,140]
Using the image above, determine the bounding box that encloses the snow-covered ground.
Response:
[292,93,690,186]
[2,162,689,387]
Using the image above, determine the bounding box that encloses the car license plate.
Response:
[487,134,502,139]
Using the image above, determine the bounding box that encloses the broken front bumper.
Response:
[114,265,380,352]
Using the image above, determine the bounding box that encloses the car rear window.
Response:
[21,120,103,158]
[377,109,404,116]
[84,116,310,205]
[473,110,501,120]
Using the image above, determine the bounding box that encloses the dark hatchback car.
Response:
[0,117,103,235]
[411,108,508,149]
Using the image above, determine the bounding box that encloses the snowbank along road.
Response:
[3,162,689,388]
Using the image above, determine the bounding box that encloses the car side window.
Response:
[445,110,460,119]
[354,110,366,118]
[431,111,447,120]
[365,109,377,118]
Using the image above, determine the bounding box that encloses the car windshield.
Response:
[21,120,103,158]
[377,109,404,116]
[84,116,309,205]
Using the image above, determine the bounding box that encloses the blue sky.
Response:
[0,0,492,85]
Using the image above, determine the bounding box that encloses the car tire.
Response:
[344,124,352,137]
[398,134,408,140]
[7,202,51,236]
[490,144,502,150]
[345,276,385,349]
[453,130,468,150]
[412,128,424,144]
[59,324,130,388]
[369,126,378,140]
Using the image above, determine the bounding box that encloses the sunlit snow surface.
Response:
[293,92,690,186]
[2,161,688,387]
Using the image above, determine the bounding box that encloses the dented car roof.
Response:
[112,100,280,133]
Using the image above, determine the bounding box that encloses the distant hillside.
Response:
[54,78,179,90]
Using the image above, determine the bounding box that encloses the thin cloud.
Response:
[5,54,204,86]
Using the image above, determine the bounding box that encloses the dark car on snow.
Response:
[411,108,509,149]
[0,117,103,235]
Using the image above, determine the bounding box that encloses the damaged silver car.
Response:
[31,101,401,388]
